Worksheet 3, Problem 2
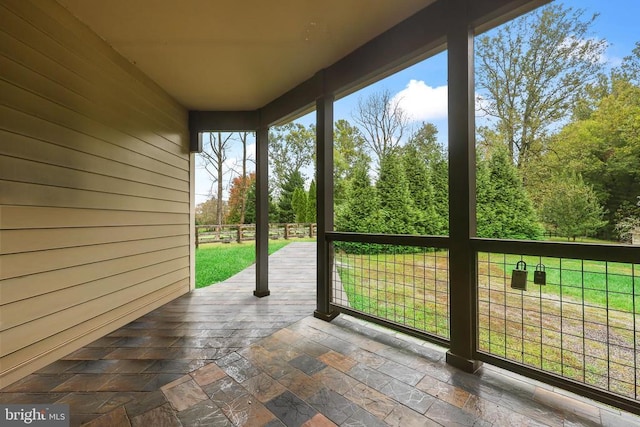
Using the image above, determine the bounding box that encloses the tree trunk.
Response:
[216,131,224,226]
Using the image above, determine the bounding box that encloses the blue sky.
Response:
[195,0,640,204]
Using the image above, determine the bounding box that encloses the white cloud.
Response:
[392,80,448,122]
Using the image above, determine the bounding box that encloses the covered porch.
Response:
[2,243,637,426]
[2,0,640,423]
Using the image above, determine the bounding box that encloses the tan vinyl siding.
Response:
[0,0,192,387]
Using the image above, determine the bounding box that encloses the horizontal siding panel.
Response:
[0,181,188,213]
[0,257,189,331]
[0,29,186,148]
[0,236,188,280]
[1,269,189,356]
[0,280,188,381]
[0,106,188,184]
[0,246,187,304]
[0,206,187,229]
[1,130,186,193]
[0,0,192,387]
[0,52,186,159]
[0,79,188,173]
[0,155,188,203]
[1,225,187,255]
[0,1,187,134]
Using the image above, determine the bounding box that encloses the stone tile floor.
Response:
[2,243,640,426]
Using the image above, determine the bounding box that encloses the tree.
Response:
[306,180,317,223]
[230,132,255,224]
[541,173,607,241]
[353,89,409,167]
[199,132,234,225]
[226,172,256,224]
[542,79,640,237]
[476,149,542,239]
[335,158,381,234]
[195,198,227,225]
[376,151,418,235]
[618,41,640,85]
[243,180,279,224]
[475,3,607,168]
[614,200,640,243]
[291,187,308,223]
[406,122,448,234]
[334,119,368,206]
[269,123,315,193]
[277,170,305,223]
[401,144,438,235]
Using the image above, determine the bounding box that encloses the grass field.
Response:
[195,238,315,288]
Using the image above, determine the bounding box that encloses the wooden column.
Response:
[254,126,270,297]
[314,94,339,321]
[445,0,481,372]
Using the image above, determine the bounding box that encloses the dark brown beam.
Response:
[325,1,447,100]
[471,0,551,34]
[189,111,259,151]
[258,0,545,127]
[189,110,259,132]
[258,74,323,128]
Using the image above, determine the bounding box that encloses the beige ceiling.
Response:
[57,0,435,111]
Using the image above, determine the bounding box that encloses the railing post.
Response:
[309,223,313,238]
[195,226,199,249]
[445,0,481,373]
[237,225,242,243]
[284,224,290,240]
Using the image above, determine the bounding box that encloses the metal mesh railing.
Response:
[477,252,640,400]
[332,243,450,340]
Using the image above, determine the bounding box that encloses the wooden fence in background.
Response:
[195,223,317,247]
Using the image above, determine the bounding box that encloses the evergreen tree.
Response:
[431,159,449,235]
[376,152,418,235]
[243,180,279,224]
[335,159,380,234]
[334,120,368,207]
[306,180,317,223]
[406,123,448,235]
[292,187,308,223]
[476,149,542,239]
[278,170,304,223]
[402,144,437,235]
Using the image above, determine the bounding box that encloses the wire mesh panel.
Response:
[332,243,450,340]
[477,252,640,400]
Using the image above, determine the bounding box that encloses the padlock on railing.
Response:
[510,260,527,290]
[534,263,546,285]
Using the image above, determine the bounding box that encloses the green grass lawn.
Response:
[195,238,314,288]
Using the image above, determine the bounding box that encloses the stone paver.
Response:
[1,243,639,426]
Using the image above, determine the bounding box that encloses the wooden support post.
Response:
[445,0,481,373]
[255,126,270,297]
[315,93,339,321]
